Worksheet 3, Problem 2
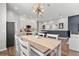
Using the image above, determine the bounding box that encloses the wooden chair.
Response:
[15,35,21,56]
[18,36,45,56]
[46,34,59,56]
[47,34,59,40]
[18,37,31,56]
[16,35,49,56]
[38,32,45,37]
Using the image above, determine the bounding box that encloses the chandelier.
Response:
[32,3,44,33]
[32,3,44,16]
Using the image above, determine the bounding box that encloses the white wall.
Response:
[7,10,20,34]
[57,18,68,30]
[0,4,6,51]
[7,10,37,33]
[40,18,68,31]
[19,16,37,31]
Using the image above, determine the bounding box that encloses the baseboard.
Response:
[0,48,7,52]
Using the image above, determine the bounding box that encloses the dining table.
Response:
[21,35,61,56]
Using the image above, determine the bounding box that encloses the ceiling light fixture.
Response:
[32,3,44,33]
[32,3,44,16]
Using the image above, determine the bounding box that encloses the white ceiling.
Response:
[7,3,79,20]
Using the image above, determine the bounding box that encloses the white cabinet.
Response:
[69,34,79,52]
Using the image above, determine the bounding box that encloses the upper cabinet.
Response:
[68,15,79,34]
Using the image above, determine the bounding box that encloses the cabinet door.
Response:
[69,35,79,52]
[78,24,79,32]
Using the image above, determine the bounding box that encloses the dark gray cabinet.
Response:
[68,15,79,34]
[41,30,70,37]
[6,22,15,48]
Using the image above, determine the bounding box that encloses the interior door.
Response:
[6,22,15,48]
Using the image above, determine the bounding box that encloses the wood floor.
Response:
[0,39,79,56]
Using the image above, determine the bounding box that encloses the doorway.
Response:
[6,22,15,48]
